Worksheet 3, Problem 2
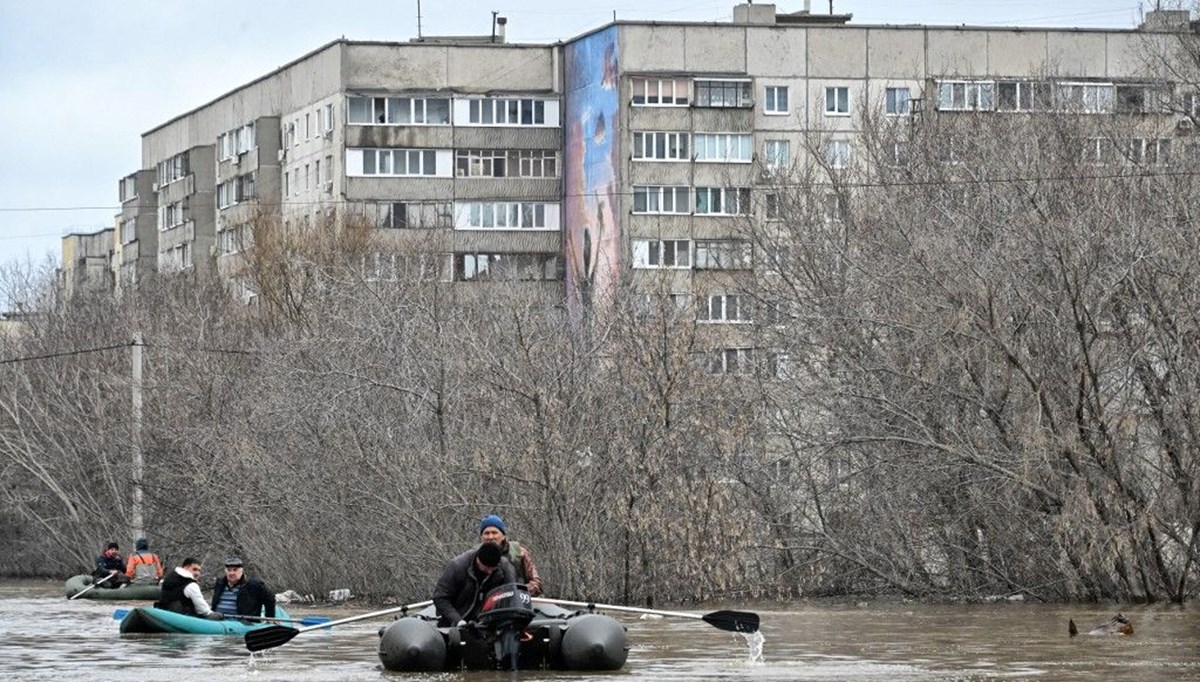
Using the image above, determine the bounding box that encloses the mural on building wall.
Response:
[563,26,620,317]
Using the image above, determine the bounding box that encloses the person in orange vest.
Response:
[124,538,164,583]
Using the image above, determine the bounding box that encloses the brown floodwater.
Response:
[2,580,1198,681]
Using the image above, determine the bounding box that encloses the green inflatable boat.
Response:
[65,574,161,601]
[119,605,293,635]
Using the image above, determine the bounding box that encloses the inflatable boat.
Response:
[378,584,628,672]
[65,574,161,601]
[119,605,292,635]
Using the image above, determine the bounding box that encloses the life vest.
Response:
[126,551,163,581]
[155,571,197,615]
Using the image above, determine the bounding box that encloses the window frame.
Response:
[763,85,790,115]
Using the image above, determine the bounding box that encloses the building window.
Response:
[699,294,752,323]
[695,187,750,215]
[825,86,850,115]
[764,139,790,169]
[886,141,910,167]
[823,193,845,222]
[764,86,789,114]
[1126,138,1173,165]
[458,202,557,230]
[156,152,189,187]
[694,240,752,269]
[347,96,451,125]
[1116,84,1167,114]
[455,253,560,281]
[825,140,851,169]
[633,186,690,214]
[885,87,911,116]
[765,192,781,220]
[709,347,754,375]
[694,80,753,108]
[454,150,558,178]
[349,148,441,176]
[118,176,138,203]
[631,77,690,106]
[632,239,691,269]
[363,201,453,229]
[465,98,550,126]
[158,201,184,231]
[997,81,1051,112]
[694,133,753,162]
[936,80,996,111]
[1054,83,1114,114]
[120,219,136,245]
[632,132,690,161]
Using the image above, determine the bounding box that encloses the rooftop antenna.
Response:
[829,1,834,13]
[492,10,498,42]
[417,0,423,38]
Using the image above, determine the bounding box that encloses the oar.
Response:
[532,597,760,633]
[244,599,433,652]
[111,608,331,627]
[69,572,115,600]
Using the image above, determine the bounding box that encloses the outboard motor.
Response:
[475,583,535,670]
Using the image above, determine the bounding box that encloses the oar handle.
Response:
[70,572,115,599]
[532,597,702,620]
[294,600,433,634]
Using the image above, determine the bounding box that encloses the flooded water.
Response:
[2,580,1198,681]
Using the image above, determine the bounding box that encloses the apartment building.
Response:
[59,227,115,298]
[102,3,1195,345]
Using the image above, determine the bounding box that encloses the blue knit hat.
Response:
[479,514,507,535]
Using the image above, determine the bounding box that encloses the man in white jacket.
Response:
[153,557,222,619]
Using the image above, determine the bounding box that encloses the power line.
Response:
[3,166,1197,216]
[0,342,132,365]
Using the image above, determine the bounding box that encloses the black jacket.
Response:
[210,575,276,618]
[433,544,517,625]
[156,570,198,615]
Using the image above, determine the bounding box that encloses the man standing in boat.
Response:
[210,556,277,619]
[478,514,543,597]
[124,538,164,583]
[93,541,129,588]
[155,557,223,619]
[433,541,516,626]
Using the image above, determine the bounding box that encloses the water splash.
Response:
[739,629,765,664]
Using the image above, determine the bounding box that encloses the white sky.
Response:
[0,0,1159,282]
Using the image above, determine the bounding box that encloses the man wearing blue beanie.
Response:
[479,514,543,596]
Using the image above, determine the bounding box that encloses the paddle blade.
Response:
[112,608,130,620]
[702,610,759,633]
[299,616,332,627]
[244,624,300,652]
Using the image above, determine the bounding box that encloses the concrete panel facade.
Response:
[808,28,869,78]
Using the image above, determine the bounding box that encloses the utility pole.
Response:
[130,333,144,541]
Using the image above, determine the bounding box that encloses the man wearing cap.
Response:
[124,538,164,583]
[432,542,517,627]
[211,556,277,619]
[92,541,128,588]
[478,514,544,597]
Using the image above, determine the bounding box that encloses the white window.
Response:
[695,187,750,215]
[304,113,311,140]
[348,148,448,177]
[366,201,453,229]
[1126,138,1172,165]
[694,133,753,162]
[936,80,996,111]
[632,239,691,269]
[631,77,690,106]
[885,87,911,116]
[118,176,138,203]
[709,348,754,375]
[457,202,559,230]
[694,240,752,269]
[320,103,335,133]
[823,193,845,222]
[347,96,452,125]
[455,253,559,281]
[826,140,851,169]
[1185,92,1200,118]
[324,155,333,185]
[1055,82,1114,114]
[886,141,910,167]
[283,122,295,148]
[156,152,189,187]
[764,86,789,114]
[632,132,690,161]
[120,219,136,244]
[825,86,850,115]
[1116,84,1168,114]
[462,98,555,126]
[158,201,184,231]
[699,294,752,323]
[764,139,790,169]
[454,150,558,178]
[633,186,690,214]
[997,81,1051,112]
[767,351,791,380]
[694,80,753,108]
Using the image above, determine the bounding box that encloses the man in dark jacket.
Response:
[433,542,516,626]
[155,557,220,618]
[93,541,128,588]
[211,556,277,618]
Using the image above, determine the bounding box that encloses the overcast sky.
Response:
[0,0,1157,283]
